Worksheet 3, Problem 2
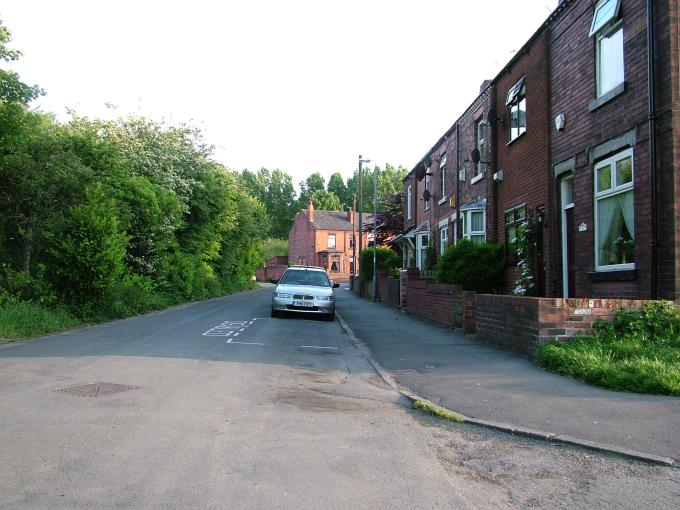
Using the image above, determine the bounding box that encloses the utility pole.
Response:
[358,156,363,296]
[372,164,379,301]
[350,194,356,291]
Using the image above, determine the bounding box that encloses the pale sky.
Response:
[3,0,557,185]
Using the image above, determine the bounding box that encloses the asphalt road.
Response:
[1,285,678,509]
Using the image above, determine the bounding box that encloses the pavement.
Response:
[334,286,680,466]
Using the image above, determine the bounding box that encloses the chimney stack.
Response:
[347,207,354,224]
[307,200,314,222]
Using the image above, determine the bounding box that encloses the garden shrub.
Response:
[436,240,504,293]
[361,247,401,280]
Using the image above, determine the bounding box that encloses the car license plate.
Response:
[293,300,314,307]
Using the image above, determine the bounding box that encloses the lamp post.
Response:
[357,155,371,297]
[372,163,378,302]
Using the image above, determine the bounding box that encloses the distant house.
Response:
[288,201,372,281]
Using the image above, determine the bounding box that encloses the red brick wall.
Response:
[549,0,668,299]
[475,294,649,356]
[494,30,552,296]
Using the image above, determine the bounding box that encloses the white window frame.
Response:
[327,233,336,249]
[424,174,430,211]
[594,148,634,271]
[589,0,621,36]
[595,21,624,98]
[439,226,448,255]
[407,185,412,220]
[416,233,429,270]
[462,209,486,243]
[476,121,485,176]
[439,154,447,198]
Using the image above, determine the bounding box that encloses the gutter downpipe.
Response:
[647,0,659,298]
[455,123,460,243]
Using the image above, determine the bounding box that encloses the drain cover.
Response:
[54,382,140,398]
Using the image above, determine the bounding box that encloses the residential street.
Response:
[0,285,678,509]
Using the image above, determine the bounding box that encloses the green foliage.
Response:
[0,18,279,336]
[44,187,128,303]
[260,238,288,262]
[0,299,79,341]
[360,247,401,280]
[310,189,342,211]
[0,19,43,104]
[239,168,297,238]
[511,219,537,296]
[327,172,350,207]
[424,237,437,271]
[436,240,504,293]
[536,301,680,396]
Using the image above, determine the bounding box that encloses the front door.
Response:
[561,177,575,297]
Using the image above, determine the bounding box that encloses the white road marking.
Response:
[300,346,339,350]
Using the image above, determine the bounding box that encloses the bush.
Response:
[436,240,504,293]
[361,247,401,280]
[0,299,80,340]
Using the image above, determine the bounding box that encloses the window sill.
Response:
[587,267,637,282]
[471,173,484,185]
[588,82,625,112]
[507,131,526,146]
[437,196,448,206]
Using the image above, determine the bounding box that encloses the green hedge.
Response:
[361,247,401,280]
[435,240,504,293]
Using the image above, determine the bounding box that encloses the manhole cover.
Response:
[54,382,140,398]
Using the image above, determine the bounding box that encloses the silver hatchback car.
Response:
[271,266,339,320]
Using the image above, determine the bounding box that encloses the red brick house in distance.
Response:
[288,201,371,281]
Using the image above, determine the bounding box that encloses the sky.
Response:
[2,0,557,186]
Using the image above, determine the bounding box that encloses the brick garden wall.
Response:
[475,294,648,356]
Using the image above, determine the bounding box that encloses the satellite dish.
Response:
[423,189,431,202]
[471,148,481,164]
[415,161,426,181]
[485,107,497,124]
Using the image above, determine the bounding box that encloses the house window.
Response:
[592,3,624,98]
[407,185,412,219]
[504,204,527,262]
[439,226,448,255]
[349,236,354,248]
[439,154,447,198]
[424,174,431,211]
[595,148,634,270]
[506,77,526,141]
[415,233,430,270]
[331,260,339,272]
[475,121,485,176]
[462,209,486,244]
[328,233,336,249]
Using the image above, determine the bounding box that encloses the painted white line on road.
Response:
[233,332,240,337]
[227,341,264,346]
[300,345,339,350]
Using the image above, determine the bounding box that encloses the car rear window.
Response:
[280,270,330,287]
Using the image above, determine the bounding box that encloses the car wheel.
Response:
[271,307,279,318]
[326,312,335,321]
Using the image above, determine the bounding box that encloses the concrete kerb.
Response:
[335,310,679,469]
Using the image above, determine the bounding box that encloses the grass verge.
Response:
[0,301,81,343]
[413,400,464,423]
[536,302,680,396]
[536,337,680,396]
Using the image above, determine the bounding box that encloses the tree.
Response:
[298,171,326,207]
[327,172,350,209]
[238,167,297,239]
[365,192,404,247]
[0,19,43,104]
[310,189,342,211]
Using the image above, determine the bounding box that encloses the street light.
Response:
[357,155,371,297]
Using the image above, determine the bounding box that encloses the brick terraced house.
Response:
[398,0,680,301]
[288,201,372,281]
